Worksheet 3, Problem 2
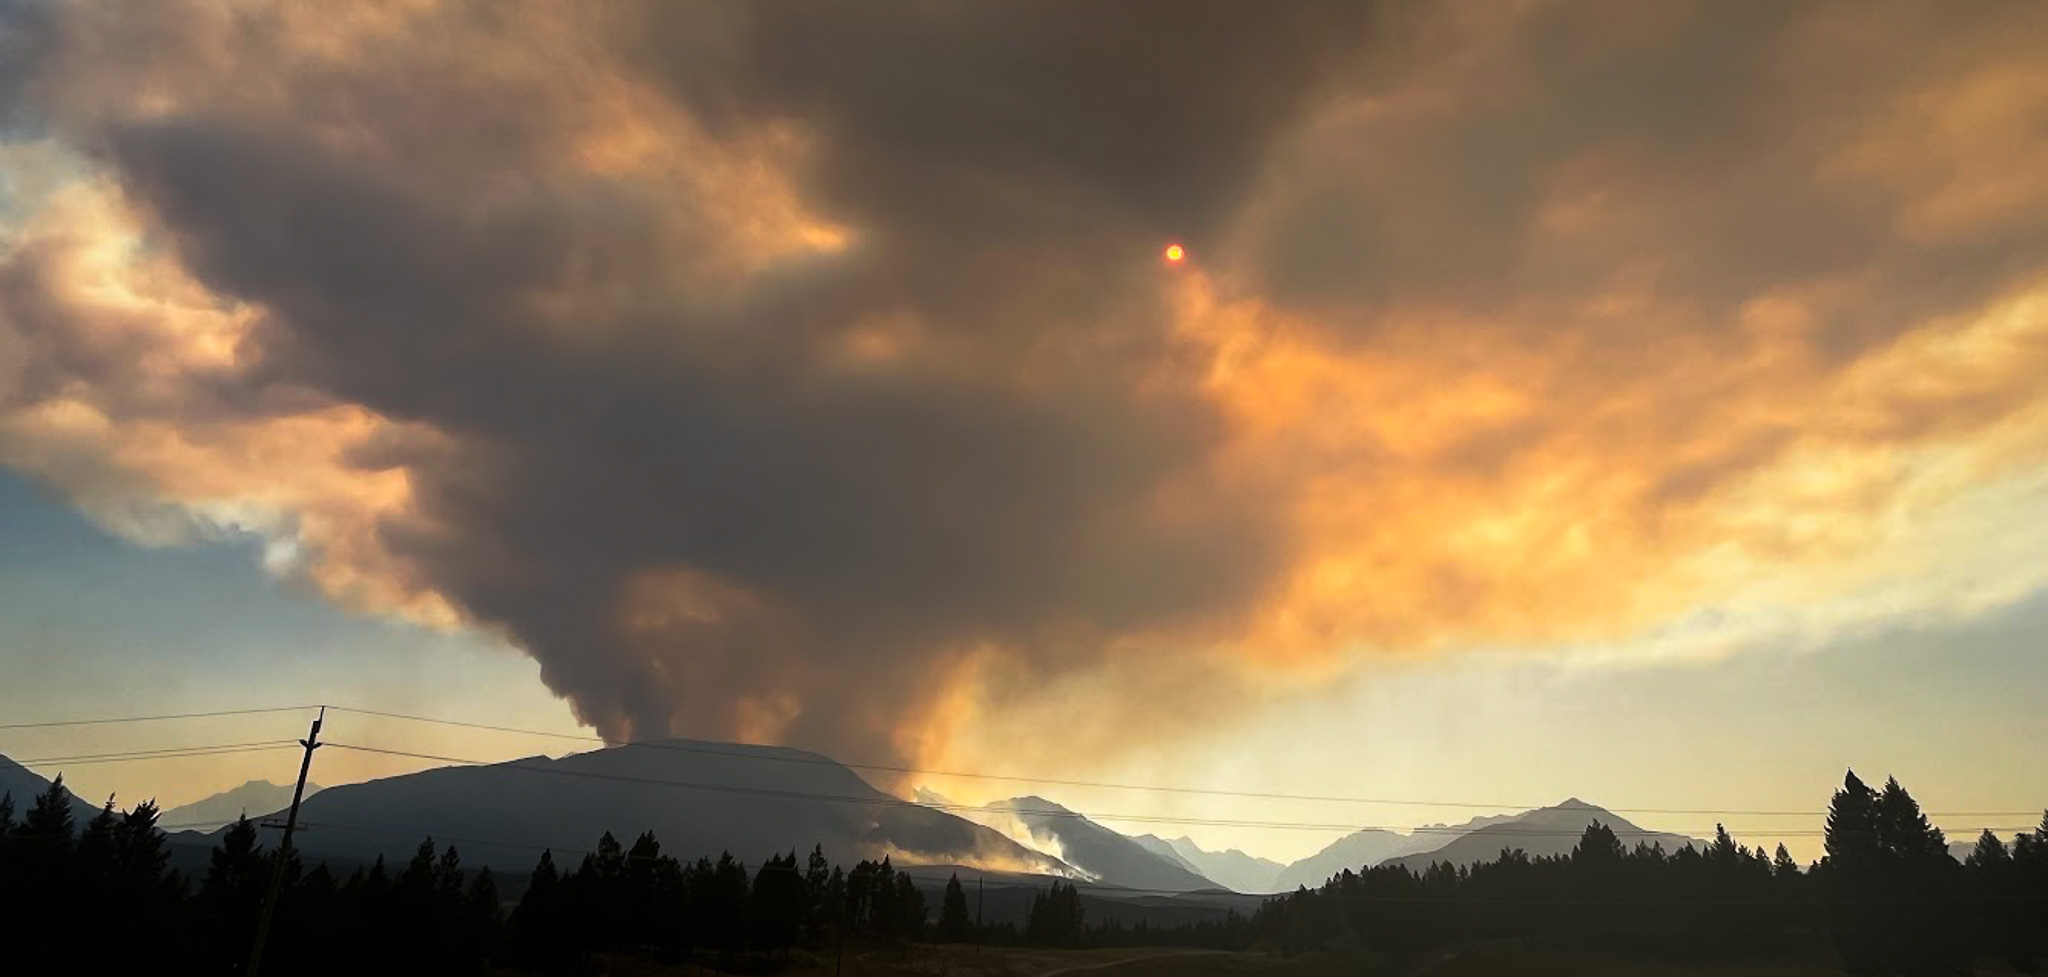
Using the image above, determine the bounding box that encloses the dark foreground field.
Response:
[554,938,1883,977]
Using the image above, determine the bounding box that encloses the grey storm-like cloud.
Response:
[4,0,2048,772]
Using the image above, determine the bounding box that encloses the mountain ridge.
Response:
[1,754,110,826]
[966,795,1220,892]
[193,738,1073,877]
[1384,799,1703,872]
[161,779,322,830]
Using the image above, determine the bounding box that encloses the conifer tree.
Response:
[709,851,751,952]
[400,837,439,892]
[466,867,500,920]
[116,799,169,890]
[365,854,390,895]
[938,873,974,942]
[894,872,928,941]
[193,815,269,972]
[1772,843,1801,879]
[751,851,805,953]
[805,843,833,945]
[74,797,121,896]
[465,868,501,967]
[511,849,568,970]
[623,830,667,948]
[199,815,267,907]
[1824,770,1885,975]
[2007,817,2047,974]
[1878,777,1947,859]
[23,774,76,850]
[1967,829,2011,869]
[436,844,465,902]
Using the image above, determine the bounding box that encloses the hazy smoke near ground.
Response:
[4,1,2047,771]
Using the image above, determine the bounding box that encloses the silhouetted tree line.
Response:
[505,834,938,973]
[0,775,1225,974]
[0,775,503,975]
[5,769,2041,973]
[1246,771,2048,975]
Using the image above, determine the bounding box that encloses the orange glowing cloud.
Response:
[5,0,2048,773]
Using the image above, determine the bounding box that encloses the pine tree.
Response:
[1707,823,1741,866]
[511,849,567,969]
[1967,829,2011,869]
[195,815,269,972]
[1574,821,1625,865]
[1876,777,1967,975]
[74,797,121,896]
[436,844,465,901]
[394,838,444,966]
[23,774,76,849]
[751,851,805,954]
[2006,816,2047,974]
[623,830,666,948]
[805,843,833,946]
[465,868,501,967]
[938,873,973,942]
[199,815,267,907]
[894,872,927,941]
[401,837,438,892]
[825,865,848,945]
[1824,770,1885,975]
[1027,880,1085,947]
[1772,843,1801,879]
[0,791,15,837]
[466,867,500,920]
[869,858,901,939]
[1825,771,1881,868]
[116,800,169,889]
[1878,777,1948,860]
[708,851,751,952]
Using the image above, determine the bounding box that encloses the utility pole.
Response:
[976,875,983,956]
[246,706,324,977]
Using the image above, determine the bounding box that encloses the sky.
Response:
[1,0,2046,866]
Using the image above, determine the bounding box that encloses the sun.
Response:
[1163,243,1186,263]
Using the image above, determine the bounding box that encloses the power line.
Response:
[320,742,2036,840]
[0,705,319,730]
[6,742,303,768]
[319,704,2046,820]
[6,740,300,764]
[9,702,2040,825]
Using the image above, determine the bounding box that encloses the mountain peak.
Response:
[160,778,326,830]
[989,795,1072,815]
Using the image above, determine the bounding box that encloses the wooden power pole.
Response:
[246,706,324,977]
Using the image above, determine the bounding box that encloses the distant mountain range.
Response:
[1269,827,1447,891]
[914,790,1216,891]
[6,741,1749,896]
[1383,799,1702,872]
[1137,835,1286,894]
[161,779,322,831]
[924,796,1710,893]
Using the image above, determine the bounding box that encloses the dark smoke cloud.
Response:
[2,0,1381,755]
[7,0,2048,773]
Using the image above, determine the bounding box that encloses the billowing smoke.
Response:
[5,0,2048,772]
